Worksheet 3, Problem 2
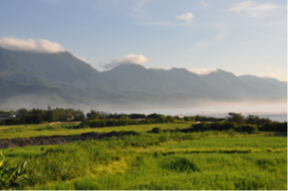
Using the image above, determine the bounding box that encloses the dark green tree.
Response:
[227,112,245,125]
[86,110,100,120]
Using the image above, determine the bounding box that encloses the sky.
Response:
[0,0,287,81]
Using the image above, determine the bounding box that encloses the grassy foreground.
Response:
[2,128,287,190]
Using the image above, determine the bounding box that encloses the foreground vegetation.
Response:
[1,129,287,190]
[0,108,286,190]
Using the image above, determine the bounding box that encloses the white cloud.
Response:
[0,37,65,53]
[75,55,88,63]
[189,68,217,75]
[139,12,195,27]
[228,1,280,17]
[256,70,287,81]
[176,12,194,23]
[102,54,148,70]
[257,74,277,79]
[201,0,211,6]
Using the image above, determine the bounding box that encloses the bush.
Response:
[0,150,29,190]
[260,122,287,132]
[188,121,287,134]
[129,114,146,119]
[79,118,175,129]
[192,122,210,132]
[241,125,258,133]
[149,127,162,133]
[161,155,200,172]
[210,122,239,131]
[192,122,239,132]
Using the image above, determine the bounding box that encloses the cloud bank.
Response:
[102,54,148,70]
[176,12,194,23]
[256,69,287,82]
[0,37,65,53]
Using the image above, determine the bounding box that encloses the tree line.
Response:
[0,107,85,125]
[0,107,284,132]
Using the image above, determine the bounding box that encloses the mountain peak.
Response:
[207,68,236,77]
[169,67,188,72]
[149,67,164,71]
[110,63,146,71]
[0,48,104,88]
[212,68,228,73]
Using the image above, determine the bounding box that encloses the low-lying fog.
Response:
[1,98,286,122]
[109,101,287,122]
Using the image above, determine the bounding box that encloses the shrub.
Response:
[79,117,175,129]
[260,122,287,132]
[161,155,200,172]
[210,122,239,131]
[241,125,258,133]
[129,113,146,119]
[192,122,210,132]
[149,127,161,133]
[0,150,29,190]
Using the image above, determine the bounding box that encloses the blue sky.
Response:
[0,0,286,81]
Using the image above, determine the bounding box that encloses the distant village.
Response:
[0,113,18,121]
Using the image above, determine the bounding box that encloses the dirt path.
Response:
[0,131,137,149]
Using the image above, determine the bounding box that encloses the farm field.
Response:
[0,122,190,140]
[1,123,287,190]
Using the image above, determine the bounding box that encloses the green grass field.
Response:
[1,122,286,190]
[0,122,190,140]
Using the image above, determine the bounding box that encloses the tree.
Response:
[129,113,146,119]
[17,108,28,114]
[47,110,55,122]
[245,115,259,124]
[227,112,245,125]
[86,110,100,120]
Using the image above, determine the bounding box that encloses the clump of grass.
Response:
[161,155,200,172]
[91,159,129,175]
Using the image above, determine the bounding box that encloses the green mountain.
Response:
[0,47,107,90]
[0,47,286,110]
[101,64,170,93]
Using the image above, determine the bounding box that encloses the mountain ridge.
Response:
[0,48,286,110]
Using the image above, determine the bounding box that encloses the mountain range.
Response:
[0,46,286,110]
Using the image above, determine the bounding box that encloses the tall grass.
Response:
[156,135,287,150]
[31,153,287,190]
[2,131,286,190]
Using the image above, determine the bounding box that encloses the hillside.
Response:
[0,47,286,109]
